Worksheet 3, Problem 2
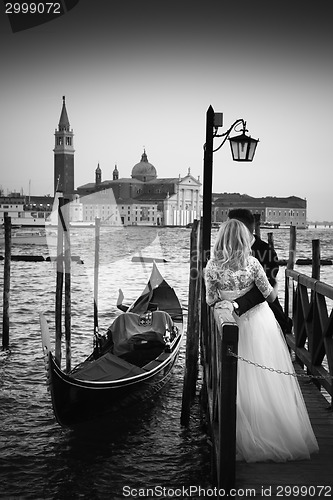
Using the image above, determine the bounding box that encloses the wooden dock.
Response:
[235,364,333,495]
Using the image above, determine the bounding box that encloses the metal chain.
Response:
[227,348,333,381]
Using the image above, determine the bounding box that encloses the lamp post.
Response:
[202,105,259,265]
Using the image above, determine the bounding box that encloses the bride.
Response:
[204,219,318,463]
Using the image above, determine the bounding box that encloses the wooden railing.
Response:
[285,269,333,402]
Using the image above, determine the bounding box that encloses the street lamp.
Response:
[202,105,259,264]
[229,129,259,162]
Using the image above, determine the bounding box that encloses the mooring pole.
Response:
[312,239,320,281]
[287,225,296,270]
[2,214,11,349]
[55,197,64,368]
[94,217,101,346]
[63,199,71,373]
[253,213,261,238]
[181,219,200,425]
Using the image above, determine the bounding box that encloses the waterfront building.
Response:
[0,193,53,226]
[76,152,202,226]
[212,193,307,228]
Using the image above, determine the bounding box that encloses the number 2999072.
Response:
[5,2,61,15]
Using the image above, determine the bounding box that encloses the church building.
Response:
[51,96,202,226]
[76,151,202,226]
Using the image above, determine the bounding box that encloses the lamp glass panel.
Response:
[229,136,258,162]
[247,141,258,161]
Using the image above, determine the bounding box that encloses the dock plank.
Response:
[235,363,333,497]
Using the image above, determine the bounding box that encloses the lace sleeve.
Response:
[251,257,273,299]
[204,261,220,306]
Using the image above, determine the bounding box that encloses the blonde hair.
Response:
[213,219,252,269]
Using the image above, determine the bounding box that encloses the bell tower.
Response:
[54,96,75,194]
[113,164,119,180]
[95,163,102,186]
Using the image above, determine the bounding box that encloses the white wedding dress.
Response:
[205,255,319,463]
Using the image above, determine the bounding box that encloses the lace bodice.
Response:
[205,255,273,306]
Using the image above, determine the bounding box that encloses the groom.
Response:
[228,208,292,334]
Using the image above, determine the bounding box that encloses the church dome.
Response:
[131,150,157,182]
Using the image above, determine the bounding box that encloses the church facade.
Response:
[76,152,202,226]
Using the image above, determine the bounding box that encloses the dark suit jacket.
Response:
[235,235,291,333]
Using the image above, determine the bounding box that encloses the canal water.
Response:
[0,226,332,499]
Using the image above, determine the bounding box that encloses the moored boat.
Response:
[40,263,183,427]
[0,229,55,246]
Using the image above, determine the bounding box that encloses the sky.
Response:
[0,0,332,221]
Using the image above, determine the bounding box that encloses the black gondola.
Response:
[40,263,183,427]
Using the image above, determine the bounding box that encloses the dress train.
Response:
[234,302,318,463]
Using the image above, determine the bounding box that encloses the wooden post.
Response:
[311,239,321,387]
[55,197,64,367]
[253,213,261,238]
[285,225,297,326]
[94,217,101,343]
[287,225,296,270]
[267,232,274,249]
[312,239,320,281]
[181,219,200,426]
[218,311,239,490]
[2,214,11,349]
[63,199,71,373]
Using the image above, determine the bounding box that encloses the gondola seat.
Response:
[109,310,174,357]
